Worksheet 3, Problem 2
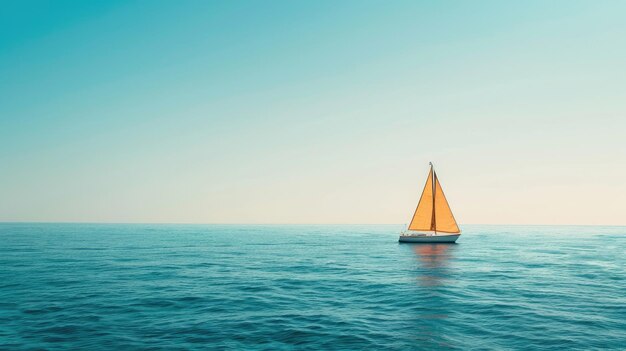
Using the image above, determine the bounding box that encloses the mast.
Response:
[430,162,436,234]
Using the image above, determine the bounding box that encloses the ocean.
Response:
[1,223,624,350]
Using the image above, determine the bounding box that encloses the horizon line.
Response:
[0,221,624,227]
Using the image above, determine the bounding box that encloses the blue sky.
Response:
[1,0,625,224]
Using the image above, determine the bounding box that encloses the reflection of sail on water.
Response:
[412,244,454,287]
[413,244,450,268]
[402,242,455,345]
[414,244,452,268]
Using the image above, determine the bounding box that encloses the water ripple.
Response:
[1,223,625,350]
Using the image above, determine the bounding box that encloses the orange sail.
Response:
[433,173,460,233]
[408,168,434,231]
[408,165,460,234]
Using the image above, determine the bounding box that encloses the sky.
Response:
[1,0,625,225]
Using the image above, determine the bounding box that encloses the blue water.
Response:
[1,224,624,350]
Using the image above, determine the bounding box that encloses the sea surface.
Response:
[0,224,624,350]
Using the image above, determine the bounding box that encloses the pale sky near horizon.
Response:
[1,1,625,225]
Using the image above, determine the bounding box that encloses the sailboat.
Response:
[399,163,461,243]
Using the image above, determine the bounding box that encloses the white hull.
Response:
[398,234,460,243]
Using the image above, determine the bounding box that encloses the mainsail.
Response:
[408,164,460,234]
